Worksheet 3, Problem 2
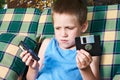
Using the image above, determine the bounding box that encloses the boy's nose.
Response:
[61,29,68,37]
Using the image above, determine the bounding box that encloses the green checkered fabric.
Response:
[0,8,42,80]
[39,5,120,80]
[39,8,54,38]
[0,33,37,80]
[87,5,120,80]
[0,8,42,38]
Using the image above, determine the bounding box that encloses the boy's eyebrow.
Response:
[54,26,76,28]
[54,26,61,28]
[65,26,76,28]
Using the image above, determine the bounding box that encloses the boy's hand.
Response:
[76,49,92,70]
[20,51,39,70]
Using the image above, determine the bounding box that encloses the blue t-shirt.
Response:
[37,38,82,80]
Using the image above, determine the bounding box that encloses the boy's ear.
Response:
[81,21,88,33]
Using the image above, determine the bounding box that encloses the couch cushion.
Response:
[0,33,37,80]
[0,8,42,79]
[0,8,41,38]
[87,4,120,80]
[39,5,120,80]
[38,8,54,39]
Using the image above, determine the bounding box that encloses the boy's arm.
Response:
[26,38,51,80]
[90,56,100,80]
[26,62,39,80]
[80,56,100,80]
[76,49,100,80]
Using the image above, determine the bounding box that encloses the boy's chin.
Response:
[59,44,75,50]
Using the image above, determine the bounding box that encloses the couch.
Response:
[0,8,42,80]
[0,4,120,80]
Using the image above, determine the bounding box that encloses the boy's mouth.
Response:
[60,39,68,43]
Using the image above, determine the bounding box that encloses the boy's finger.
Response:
[76,55,82,67]
[22,53,30,62]
[77,50,89,63]
[20,50,28,58]
[80,49,92,62]
[32,60,38,68]
[26,56,33,66]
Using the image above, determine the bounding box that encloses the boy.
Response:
[20,0,100,80]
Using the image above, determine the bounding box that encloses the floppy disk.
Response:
[75,35,101,56]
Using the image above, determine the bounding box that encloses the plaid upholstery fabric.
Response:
[39,5,120,80]
[87,5,120,80]
[0,8,42,80]
[0,33,37,80]
[0,8,42,38]
[39,8,54,38]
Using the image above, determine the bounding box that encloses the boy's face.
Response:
[53,13,87,50]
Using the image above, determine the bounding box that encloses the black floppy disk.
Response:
[19,41,40,61]
[75,35,101,56]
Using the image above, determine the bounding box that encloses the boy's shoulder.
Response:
[42,38,51,44]
[38,38,52,57]
[41,38,52,48]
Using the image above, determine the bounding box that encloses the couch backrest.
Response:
[88,5,120,80]
[39,4,120,80]
[0,8,42,37]
[0,8,42,80]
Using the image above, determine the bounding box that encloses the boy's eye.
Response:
[55,27,60,30]
[67,27,74,30]
[55,26,75,30]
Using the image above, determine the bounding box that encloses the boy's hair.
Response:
[52,0,88,25]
